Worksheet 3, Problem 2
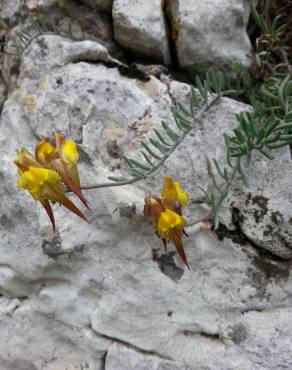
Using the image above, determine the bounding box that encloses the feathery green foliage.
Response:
[110,72,237,184]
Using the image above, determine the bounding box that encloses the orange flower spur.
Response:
[14,134,89,232]
[144,176,190,269]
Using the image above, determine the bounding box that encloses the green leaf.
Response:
[153,129,171,146]
[266,141,292,149]
[172,110,192,131]
[161,121,180,142]
[213,159,226,180]
[278,134,292,141]
[140,141,161,159]
[149,138,170,154]
[108,176,128,182]
[195,76,205,100]
[128,158,151,171]
[275,122,292,131]
[140,151,154,166]
[259,148,274,159]
[129,168,146,178]
[176,102,193,117]
[238,163,249,187]
[234,128,246,143]
[278,74,290,110]
[264,120,278,138]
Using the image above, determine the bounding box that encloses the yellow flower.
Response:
[157,209,186,235]
[15,148,40,172]
[35,133,89,209]
[16,165,89,231]
[35,139,58,165]
[162,176,189,208]
[14,135,90,231]
[61,140,79,164]
[144,176,190,269]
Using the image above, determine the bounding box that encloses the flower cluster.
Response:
[144,176,190,269]
[14,132,89,231]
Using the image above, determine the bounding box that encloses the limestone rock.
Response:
[169,0,255,73]
[0,36,292,370]
[105,342,185,370]
[113,0,170,64]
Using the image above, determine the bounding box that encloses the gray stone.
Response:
[105,342,185,370]
[113,0,170,64]
[0,311,110,370]
[0,35,292,370]
[169,0,255,73]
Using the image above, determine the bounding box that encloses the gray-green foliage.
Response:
[1,18,75,56]
[109,71,236,184]
[206,74,292,228]
[204,6,292,229]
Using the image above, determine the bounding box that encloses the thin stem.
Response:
[80,176,139,190]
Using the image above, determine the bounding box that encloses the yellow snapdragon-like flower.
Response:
[14,134,89,231]
[162,176,189,207]
[144,176,190,269]
[35,132,89,209]
[157,209,186,235]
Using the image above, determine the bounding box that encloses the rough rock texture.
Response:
[169,0,255,73]
[1,36,292,369]
[0,0,122,102]
[81,0,113,12]
[113,0,170,64]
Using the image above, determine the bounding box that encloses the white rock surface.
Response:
[0,36,292,369]
[169,0,255,73]
[113,0,170,64]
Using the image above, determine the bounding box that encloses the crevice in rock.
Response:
[90,327,174,362]
[101,349,108,370]
[162,0,179,70]
[215,208,249,246]
[215,207,291,283]
[182,329,223,342]
[73,58,150,82]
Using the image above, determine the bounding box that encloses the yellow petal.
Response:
[157,209,186,235]
[35,139,58,165]
[17,167,61,201]
[174,182,189,207]
[162,176,177,202]
[62,140,78,164]
[161,176,189,207]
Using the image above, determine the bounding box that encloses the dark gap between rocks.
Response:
[162,0,179,70]
[215,207,291,282]
[72,59,150,82]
